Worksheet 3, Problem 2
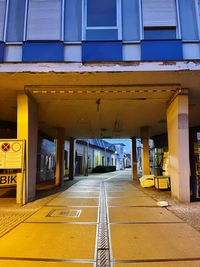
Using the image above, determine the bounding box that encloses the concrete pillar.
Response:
[69,137,75,180]
[189,128,196,201]
[141,127,150,176]
[83,146,86,172]
[55,127,64,186]
[17,93,38,204]
[167,89,190,202]
[131,137,137,180]
[93,149,95,168]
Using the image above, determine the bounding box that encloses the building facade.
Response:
[37,138,125,182]
[0,0,200,203]
[0,0,200,62]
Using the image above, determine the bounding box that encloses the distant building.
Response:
[37,138,126,182]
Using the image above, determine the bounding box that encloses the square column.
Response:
[83,146,86,173]
[55,127,65,186]
[69,137,75,180]
[141,127,150,176]
[93,149,95,168]
[131,137,138,180]
[17,93,38,204]
[167,89,190,202]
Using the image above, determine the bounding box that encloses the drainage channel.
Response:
[96,181,111,267]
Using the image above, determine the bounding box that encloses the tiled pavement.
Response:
[0,170,200,266]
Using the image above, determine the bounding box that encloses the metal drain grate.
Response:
[96,182,110,266]
[46,209,82,218]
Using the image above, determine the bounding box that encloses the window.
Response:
[144,27,176,40]
[27,0,62,40]
[0,0,6,41]
[87,0,116,27]
[142,0,177,39]
[84,0,121,40]
[179,0,199,40]
[6,0,26,42]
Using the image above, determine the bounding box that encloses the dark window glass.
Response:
[144,27,176,40]
[87,0,117,27]
[86,29,118,40]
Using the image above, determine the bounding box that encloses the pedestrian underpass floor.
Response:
[0,170,200,266]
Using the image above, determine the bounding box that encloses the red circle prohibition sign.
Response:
[1,143,11,152]
[12,142,22,152]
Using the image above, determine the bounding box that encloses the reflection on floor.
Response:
[0,170,199,266]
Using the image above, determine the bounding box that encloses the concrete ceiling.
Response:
[0,61,200,139]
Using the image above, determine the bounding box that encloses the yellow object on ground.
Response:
[155,176,170,189]
[163,152,170,176]
[140,175,155,188]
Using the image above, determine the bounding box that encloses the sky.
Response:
[103,139,131,153]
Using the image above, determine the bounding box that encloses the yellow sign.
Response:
[0,140,23,169]
[0,174,17,186]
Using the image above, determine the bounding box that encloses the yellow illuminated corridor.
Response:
[0,170,200,266]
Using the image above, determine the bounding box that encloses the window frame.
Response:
[3,0,200,45]
[140,0,181,40]
[25,0,64,41]
[143,26,177,40]
[82,0,122,41]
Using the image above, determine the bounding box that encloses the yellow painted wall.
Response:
[96,155,98,166]
[17,94,38,204]
[141,127,150,175]
[167,93,190,202]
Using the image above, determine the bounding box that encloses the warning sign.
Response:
[12,142,22,152]
[0,174,17,186]
[0,140,23,169]
[1,143,11,152]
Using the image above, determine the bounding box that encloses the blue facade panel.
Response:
[0,43,5,62]
[22,42,64,62]
[82,41,122,62]
[141,40,183,61]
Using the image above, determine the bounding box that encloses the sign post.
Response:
[0,140,25,205]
